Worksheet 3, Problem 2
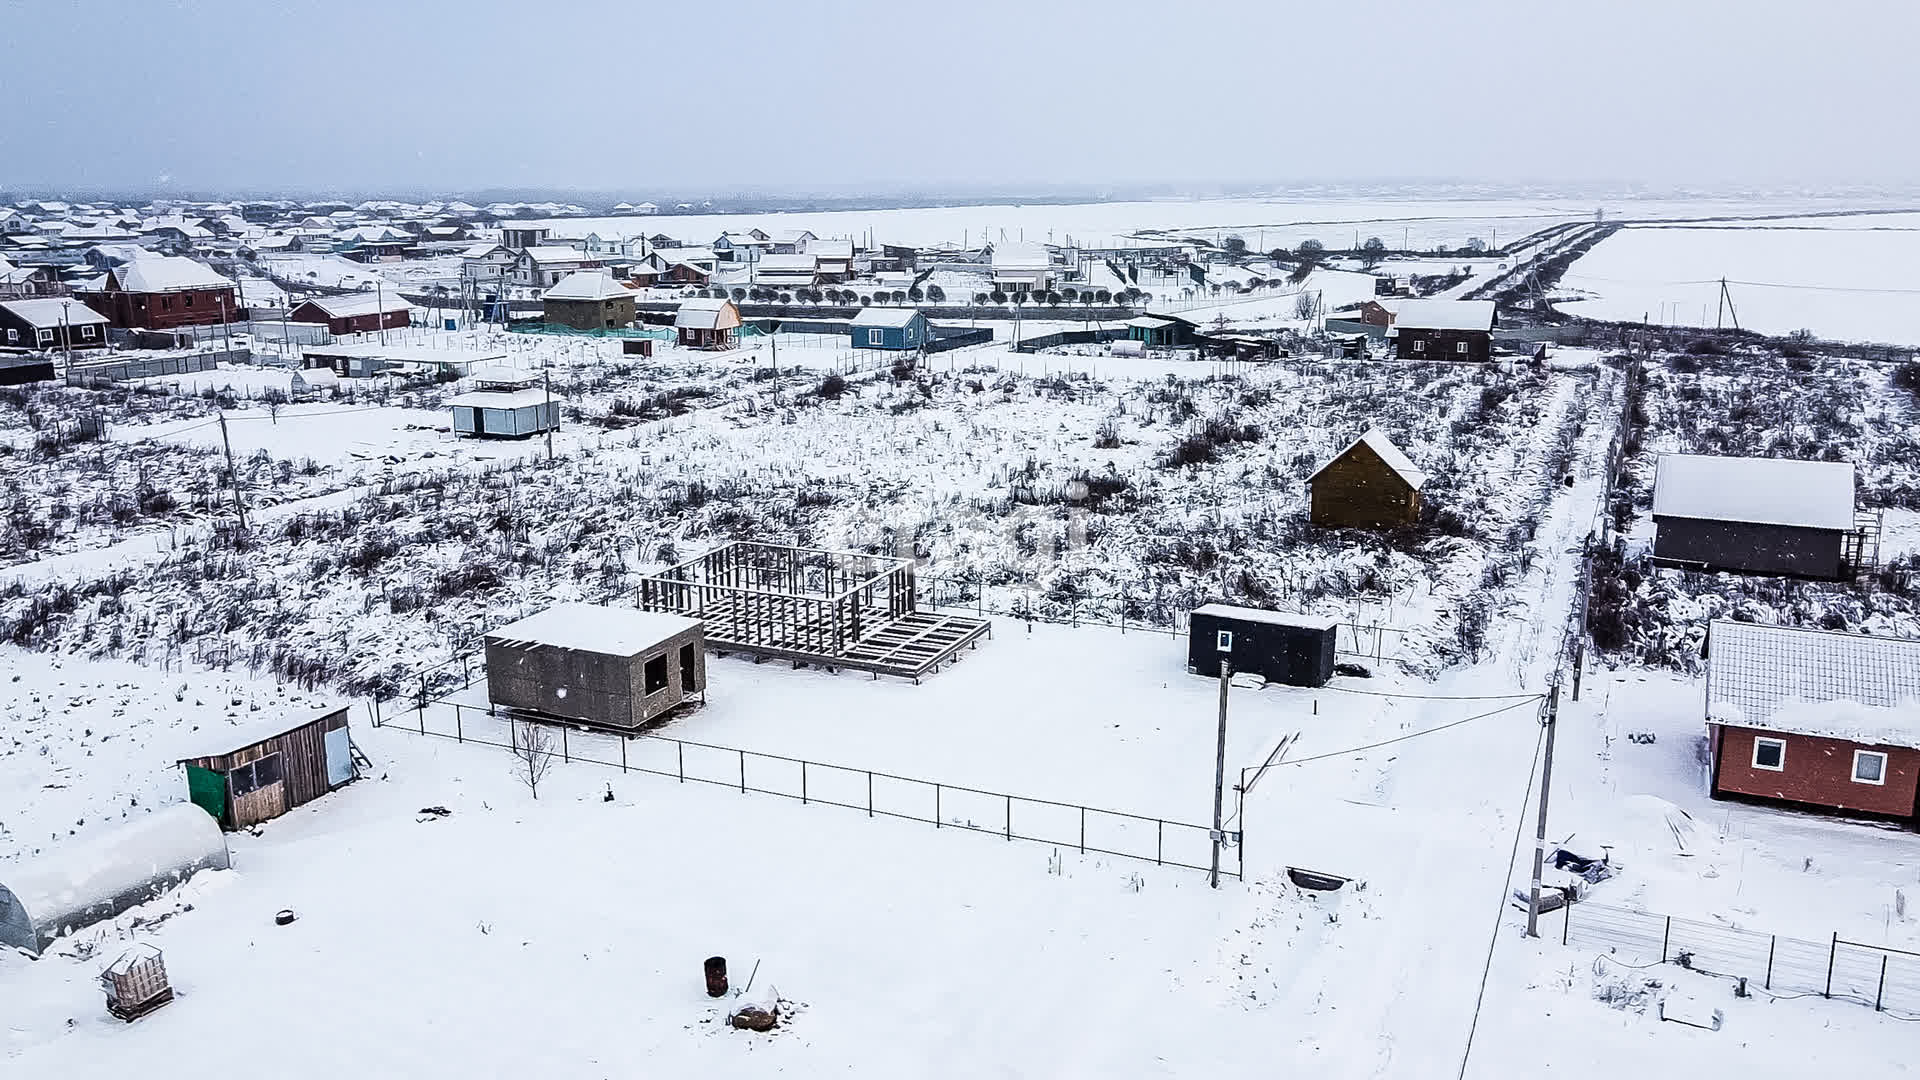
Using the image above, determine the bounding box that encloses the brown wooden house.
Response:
[675,297,741,349]
[1389,299,1494,361]
[1706,620,1920,826]
[178,707,357,830]
[82,256,237,330]
[1307,428,1426,529]
[287,293,414,336]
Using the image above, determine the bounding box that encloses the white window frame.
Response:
[1851,749,1888,786]
[4,328,16,344]
[36,328,53,345]
[1411,338,1425,353]
[1455,340,1468,354]
[80,324,96,340]
[1216,630,1233,653]
[867,328,884,345]
[1751,736,1786,772]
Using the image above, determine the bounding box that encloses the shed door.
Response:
[324,726,355,787]
[186,764,229,825]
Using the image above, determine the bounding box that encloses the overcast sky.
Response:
[4,0,1916,197]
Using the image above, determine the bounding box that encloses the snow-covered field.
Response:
[8,194,1920,1076]
[1557,222,1920,343]
[527,195,1910,253]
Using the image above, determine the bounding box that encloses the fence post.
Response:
[1156,820,1164,866]
[1005,795,1012,841]
[1562,900,1570,946]
[1825,933,1838,998]
[561,726,569,763]
[801,761,808,805]
[739,749,746,794]
[934,783,941,826]
[1079,807,1086,854]
[620,736,628,773]
[1765,936,1776,990]
[1659,916,1671,962]
[677,741,684,783]
[867,772,873,817]
[455,705,463,743]
[1877,954,1888,1011]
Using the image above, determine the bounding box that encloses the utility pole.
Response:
[1525,683,1561,937]
[377,279,388,345]
[1209,656,1231,889]
[217,411,247,534]
[543,366,554,465]
[218,294,233,359]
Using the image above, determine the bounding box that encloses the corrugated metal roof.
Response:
[1392,299,1494,332]
[110,255,233,293]
[1706,620,1920,748]
[850,307,923,328]
[1653,454,1855,532]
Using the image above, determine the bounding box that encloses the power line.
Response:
[1456,711,1548,1080]
[1275,696,1543,769]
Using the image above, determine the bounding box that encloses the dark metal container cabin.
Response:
[177,707,357,830]
[485,602,707,731]
[1188,604,1338,688]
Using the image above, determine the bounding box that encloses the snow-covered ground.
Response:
[1557,222,1920,343]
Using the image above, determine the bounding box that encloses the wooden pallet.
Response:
[107,988,173,1022]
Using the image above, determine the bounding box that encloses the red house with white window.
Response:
[1705,620,1920,825]
[81,255,238,330]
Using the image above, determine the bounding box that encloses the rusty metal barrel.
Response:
[704,956,728,997]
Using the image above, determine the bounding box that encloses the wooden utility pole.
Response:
[217,411,247,534]
[1525,684,1561,938]
[543,366,554,465]
[1210,656,1231,889]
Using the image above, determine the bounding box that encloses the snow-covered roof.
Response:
[809,238,854,260]
[0,298,110,329]
[542,271,631,302]
[1190,603,1339,632]
[674,297,740,329]
[295,292,413,318]
[850,307,924,329]
[486,602,701,656]
[448,387,551,409]
[175,704,347,760]
[1652,454,1854,532]
[110,255,233,293]
[1706,621,1920,749]
[1391,299,1494,332]
[1127,316,1174,329]
[522,245,599,264]
[755,254,817,273]
[1308,428,1427,490]
[462,241,509,259]
[306,343,505,366]
[991,242,1051,271]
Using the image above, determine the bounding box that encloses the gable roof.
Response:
[1392,299,1494,332]
[295,292,413,318]
[809,238,854,260]
[1308,428,1427,490]
[522,245,601,264]
[543,270,632,302]
[991,242,1051,271]
[109,255,233,293]
[755,254,818,273]
[1653,454,1855,532]
[1706,620,1920,749]
[850,306,925,329]
[0,298,111,329]
[674,297,741,329]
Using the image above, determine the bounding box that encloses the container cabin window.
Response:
[1751,737,1786,772]
[644,654,669,695]
[1852,750,1888,785]
[1216,630,1233,652]
[1455,341,1468,354]
[679,643,696,690]
[1411,339,1424,353]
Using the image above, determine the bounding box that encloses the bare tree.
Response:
[1293,290,1321,322]
[510,719,555,799]
[1361,236,1387,268]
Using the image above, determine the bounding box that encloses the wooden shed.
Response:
[1389,299,1495,361]
[1307,428,1426,529]
[485,602,707,731]
[178,707,357,830]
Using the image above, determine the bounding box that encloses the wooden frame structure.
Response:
[634,541,989,682]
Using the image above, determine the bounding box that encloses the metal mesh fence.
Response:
[1562,900,1920,1018]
